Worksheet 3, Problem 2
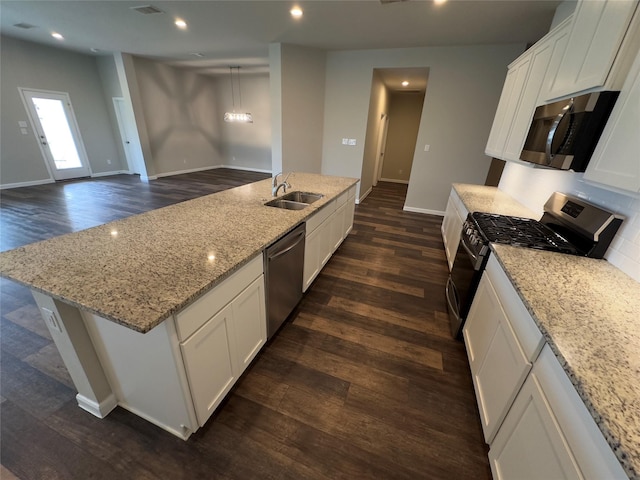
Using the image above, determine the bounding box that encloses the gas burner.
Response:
[471,212,579,255]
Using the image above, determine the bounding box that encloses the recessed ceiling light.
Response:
[434,0,447,5]
[402,81,409,87]
[175,18,187,29]
[90,48,100,53]
[51,32,64,40]
[190,52,204,58]
[290,6,303,18]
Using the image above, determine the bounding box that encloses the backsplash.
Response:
[499,162,640,282]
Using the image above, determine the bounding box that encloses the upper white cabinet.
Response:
[543,0,639,101]
[485,17,572,162]
[441,189,468,271]
[584,42,640,192]
[486,54,532,159]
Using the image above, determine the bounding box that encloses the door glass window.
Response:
[31,97,82,170]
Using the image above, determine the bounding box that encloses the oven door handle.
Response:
[446,276,459,316]
[459,234,480,266]
[545,98,573,165]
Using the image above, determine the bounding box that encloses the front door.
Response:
[21,89,91,180]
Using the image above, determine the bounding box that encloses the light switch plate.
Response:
[348,139,356,146]
[341,138,349,145]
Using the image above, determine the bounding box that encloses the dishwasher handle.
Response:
[268,230,305,261]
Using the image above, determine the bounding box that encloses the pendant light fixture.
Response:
[224,66,253,123]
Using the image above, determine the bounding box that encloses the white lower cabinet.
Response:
[176,254,266,427]
[489,345,627,480]
[463,269,538,443]
[304,185,357,291]
[466,255,627,479]
[180,303,238,427]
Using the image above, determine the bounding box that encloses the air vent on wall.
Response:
[13,23,36,29]
[130,5,165,15]
[380,0,410,4]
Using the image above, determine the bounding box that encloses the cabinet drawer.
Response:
[175,254,263,341]
[486,255,544,362]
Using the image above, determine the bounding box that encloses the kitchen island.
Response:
[0,173,359,439]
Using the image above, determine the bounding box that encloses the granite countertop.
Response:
[452,183,537,218]
[0,173,358,334]
[491,244,640,478]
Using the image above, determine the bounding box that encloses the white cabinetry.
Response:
[441,189,469,271]
[304,185,357,291]
[543,0,638,101]
[485,55,531,159]
[176,254,266,427]
[584,43,640,193]
[485,17,571,162]
[463,256,544,443]
[489,345,627,480]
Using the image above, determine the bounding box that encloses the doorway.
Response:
[113,97,146,176]
[20,88,91,181]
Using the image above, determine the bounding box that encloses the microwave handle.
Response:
[545,98,574,164]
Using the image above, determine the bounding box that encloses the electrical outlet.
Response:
[41,307,62,333]
[424,144,430,152]
[107,159,112,165]
[18,121,28,128]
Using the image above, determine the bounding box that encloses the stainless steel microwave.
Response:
[520,91,619,172]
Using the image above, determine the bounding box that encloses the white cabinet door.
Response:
[232,275,266,374]
[489,371,582,480]
[486,55,532,159]
[303,224,322,292]
[331,202,348,252]
[463,274,531,444]
[344,190,356,237]
[181,303,237,427]
[502,18,571,161]
[544,0,638,100]
[585,44,640,192]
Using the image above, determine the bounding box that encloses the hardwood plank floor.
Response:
[0,171,490,479]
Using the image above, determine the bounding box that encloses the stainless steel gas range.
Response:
[446,192,624,340]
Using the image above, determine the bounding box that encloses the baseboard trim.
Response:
[357,186,373,204]
[154,165,220,178]
[91,170,130,178]
[218,164,272,174]
[76,393,118,418]
[0,178,55,190]
[403,206,445,216]
[379,177,410,185]
[118,401,193,440]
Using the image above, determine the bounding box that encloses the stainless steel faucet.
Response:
[272,172,292,196]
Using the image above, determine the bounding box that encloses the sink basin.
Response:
[280,191,324,204]
[264,199,309,210]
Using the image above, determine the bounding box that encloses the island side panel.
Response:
[31,290,118,418]
[83,312,199,440]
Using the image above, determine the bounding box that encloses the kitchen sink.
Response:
[265,191,324,210]
[280,191,324,204]
[264,199,309,210]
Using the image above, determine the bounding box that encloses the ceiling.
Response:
[1,0,563,79]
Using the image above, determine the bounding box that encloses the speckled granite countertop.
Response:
[491,244,640,478]
[0,173,358,334]
[452,183,537,218]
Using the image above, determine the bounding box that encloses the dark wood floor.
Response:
[0,170,490,479]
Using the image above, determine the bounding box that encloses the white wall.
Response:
[0,35,124,187]
[270,44,326,175]
[215,73,271,172]
[131,57,224,177]
[321,44,525,208]
[499,162,640,281]
[360,69,389,198]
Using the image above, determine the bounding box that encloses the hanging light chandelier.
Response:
[224,66,253,123]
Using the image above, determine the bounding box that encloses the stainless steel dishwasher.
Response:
[265,223,306,339]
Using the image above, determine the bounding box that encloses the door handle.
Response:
[126,141,130,144]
